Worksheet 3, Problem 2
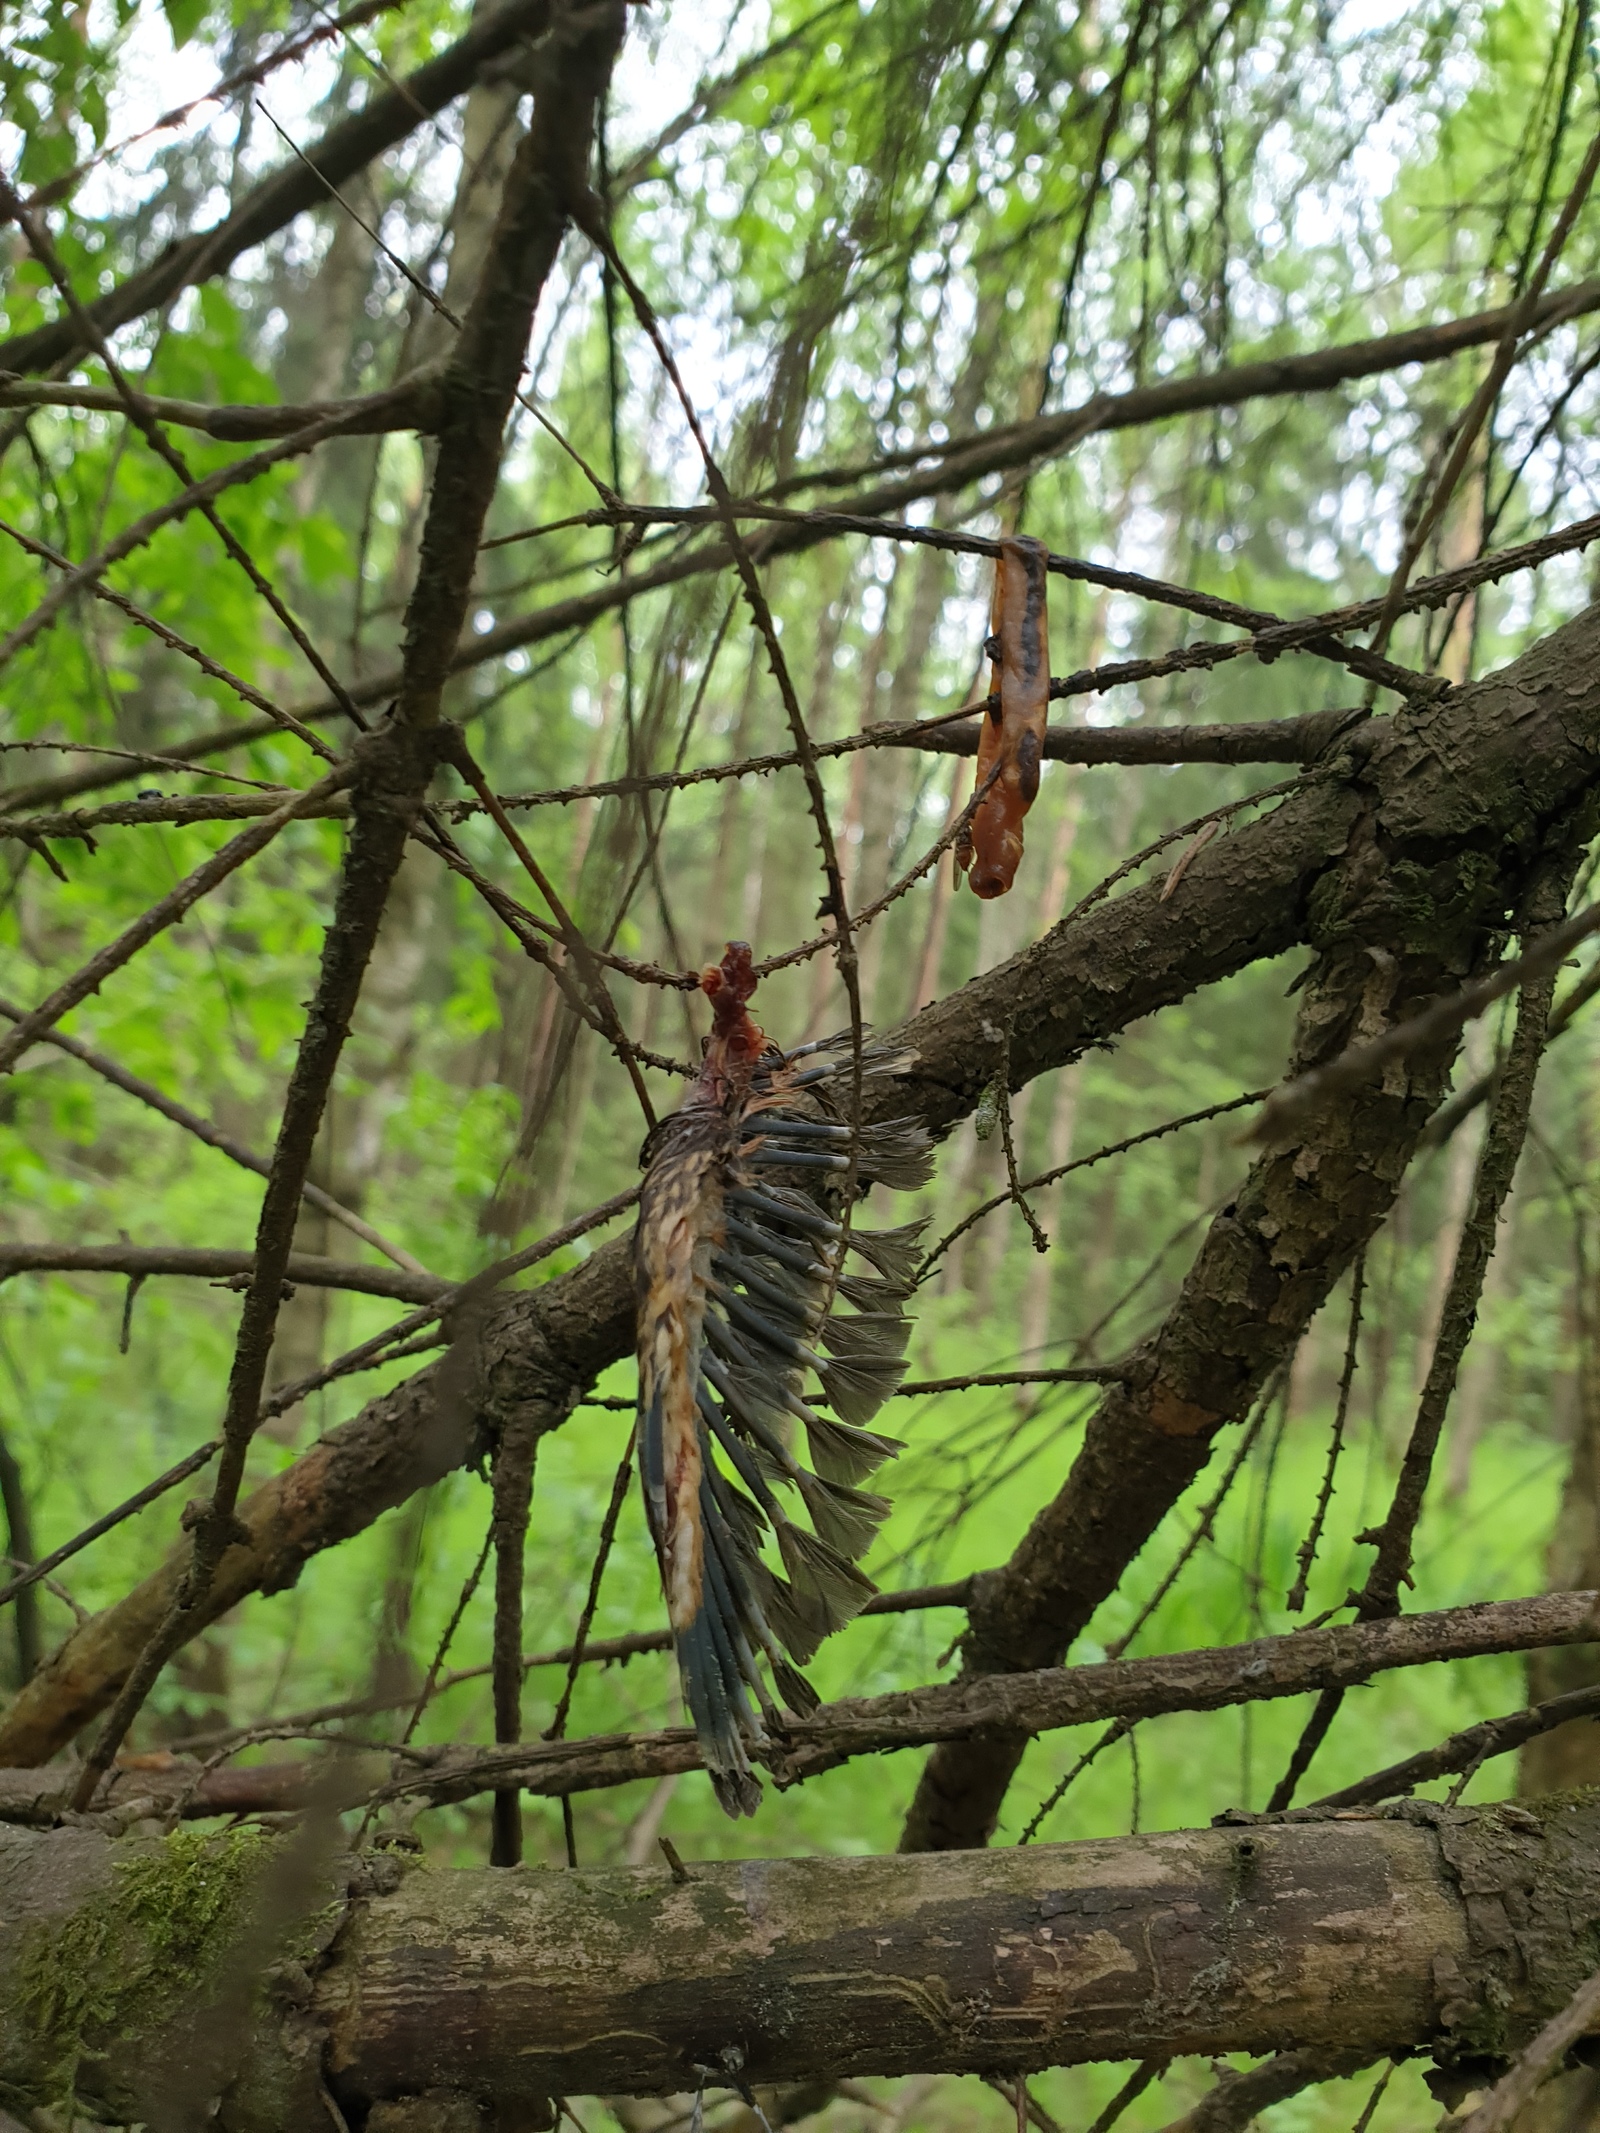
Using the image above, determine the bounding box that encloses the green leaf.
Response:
[161,0,208,49]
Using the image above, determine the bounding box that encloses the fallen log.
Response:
[4,1798,1600,2124]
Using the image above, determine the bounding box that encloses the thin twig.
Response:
[166,1577,978,1752]
[0,702,1342,837]
[1307,1678,1600,1811]
[1020,1718,1132,1846]
[20,0,412,209]
[544,1424,638,1745]
[1286,1255,1364,1612]
[1103,1385,1277,1662]
[0,996,426,1272]
[0,764,356,1077]
[0,1439,220,1613]
[1082,2062,1166,2133]
[0,176,364,727]
[1365,125,1600,665]
[257,1186,639,1425]
[0,514,312,742]
[444,736,658,1124]
[919,1090,1270,1281]
[0,1242,441,1304]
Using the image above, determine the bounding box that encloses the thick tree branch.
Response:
[1,1589,1588,1822]
[377,1588,1600,1806]
[7,1799,1600,2118]
[899,607,1600,1852]
[5,605,1600,1769]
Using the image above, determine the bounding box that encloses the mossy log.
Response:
[5,1797,1600,2129]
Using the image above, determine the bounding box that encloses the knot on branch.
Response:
[348,717,457,818]
[179,1497,251,1550]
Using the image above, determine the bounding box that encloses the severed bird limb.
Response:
[633,942,932,1815]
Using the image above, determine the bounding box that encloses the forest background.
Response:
[4,0,1600,2124]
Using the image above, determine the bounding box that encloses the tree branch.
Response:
[256,290,1600,719]
[61,0,628,1810]
[0,1244,443,1306]
[1154,2051,1375,2133]
[0,368,441,441]
[0,0,557,376]
[4,1585,1578,1822]
[0,705,1357,843]
[364,1587,1600,1809]
[1308,1678,1600,1811]
[0,764,356,1078]
[899,609,1600,1853]
[0,997,427,1273]
[774,275,1600,502]
[19,302,1600,821]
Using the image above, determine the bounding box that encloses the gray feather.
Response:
[802,1409,904,1484]
[795,1468,891,1560]
[818,1348,907,1426]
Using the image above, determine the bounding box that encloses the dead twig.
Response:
[0,996,427,1272]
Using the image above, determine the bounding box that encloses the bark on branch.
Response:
[0,703,1363,841]
[0,1244,443,1306]
[5,1798,1600,2121]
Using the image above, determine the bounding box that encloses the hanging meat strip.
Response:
[958,533,1050,899]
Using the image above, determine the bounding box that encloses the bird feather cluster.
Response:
[633,941,932,1816]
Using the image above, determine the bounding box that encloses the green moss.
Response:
[12,1825,273,2105]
